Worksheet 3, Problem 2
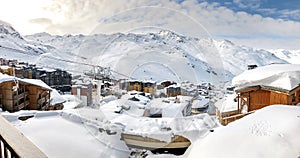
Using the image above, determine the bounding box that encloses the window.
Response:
[292,93,296,102]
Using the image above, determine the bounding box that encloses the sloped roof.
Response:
[0,73,51,90]
[22,79,52,90]
[232,64,300,91]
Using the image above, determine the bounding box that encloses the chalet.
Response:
[142,80,156,94]
[0,66,14,76]
[0,58,72,92]
[121,80,156,95]
[128,80,142,92]
[166,85,181,97]
[0,73,52,112]
[38,68,72,92]
[216,64,300,125]
[157,80,176,89]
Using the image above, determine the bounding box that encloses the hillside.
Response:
[0,21,296,84]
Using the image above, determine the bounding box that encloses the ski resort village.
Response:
[0,1,300,157]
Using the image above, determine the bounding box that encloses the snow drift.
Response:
[188,105,300,158]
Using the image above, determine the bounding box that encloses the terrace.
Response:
[0,115,47,158]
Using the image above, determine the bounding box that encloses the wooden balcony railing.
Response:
[13,92,28,100]
[0,115,47,158]
[15,101,30,111]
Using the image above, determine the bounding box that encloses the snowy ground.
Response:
[188,105,300,158]
[2,109,130,158]
[1,94,300,158]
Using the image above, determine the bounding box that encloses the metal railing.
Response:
[0,115,47,158]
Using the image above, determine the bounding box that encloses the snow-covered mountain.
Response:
[0,21,298,83]
[268,49,300,64]
[214,40,289,75]
[0,21,52,62]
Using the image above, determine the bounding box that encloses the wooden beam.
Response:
[0,115,47,158]
[237,94,240,113]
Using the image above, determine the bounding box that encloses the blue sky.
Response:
[0,0,299,49]
[194,0,300,21]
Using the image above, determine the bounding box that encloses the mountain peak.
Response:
[0,20,23,39]
[157,30,185,43]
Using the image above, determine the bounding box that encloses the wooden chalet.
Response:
[157,80,177,89]
[236,85,300,111]
[0,66,14,76]
[217,64,300,125]
[122,80,157,95]
[166,85,181,97]
[0,75,52,112]
[142,81,156,94]
[0,58,72,93]
[128,80,142,92]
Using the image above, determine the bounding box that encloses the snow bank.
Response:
[215,94,237,112]
[192,97,209,109]
[112,113,217,143]
[62,95,82,109]
[50,89,66,105]
[232,64,300,90]
[188,105,300,158]
[2,109,130,158]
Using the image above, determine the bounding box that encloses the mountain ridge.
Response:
[0,21,297,84]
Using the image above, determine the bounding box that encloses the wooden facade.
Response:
[26,84,51,110]
[124,80,156,95]
[0,80,51,112]
[166,86,181,97]
[142,81,156,94]
[0,66,14,76]
[218,85,300,125]
[128,81,142,92]
[236,85,299,112]
[1,61,72,92]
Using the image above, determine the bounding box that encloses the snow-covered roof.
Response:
[149,96,192,117]
[50,89,66,105]
[0,73,51,90]
[21,79,52,90]
[112,113,217,142]
[0,73,15,83]
[0,65,10,70]
[215,94,238,113]
[127,79,156,84]
[192,97,209,108]
[167,84,181,88]
[232,64,300,91]
[37,67,56,72]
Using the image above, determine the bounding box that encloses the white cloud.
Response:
[279,9,300,19]
[0,0,300,49]
[233,0,262,9]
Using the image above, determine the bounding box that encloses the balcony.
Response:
[0,115,47,158]
[13,92,28,101]
[15,101,30,111]
[38,97,46,105]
